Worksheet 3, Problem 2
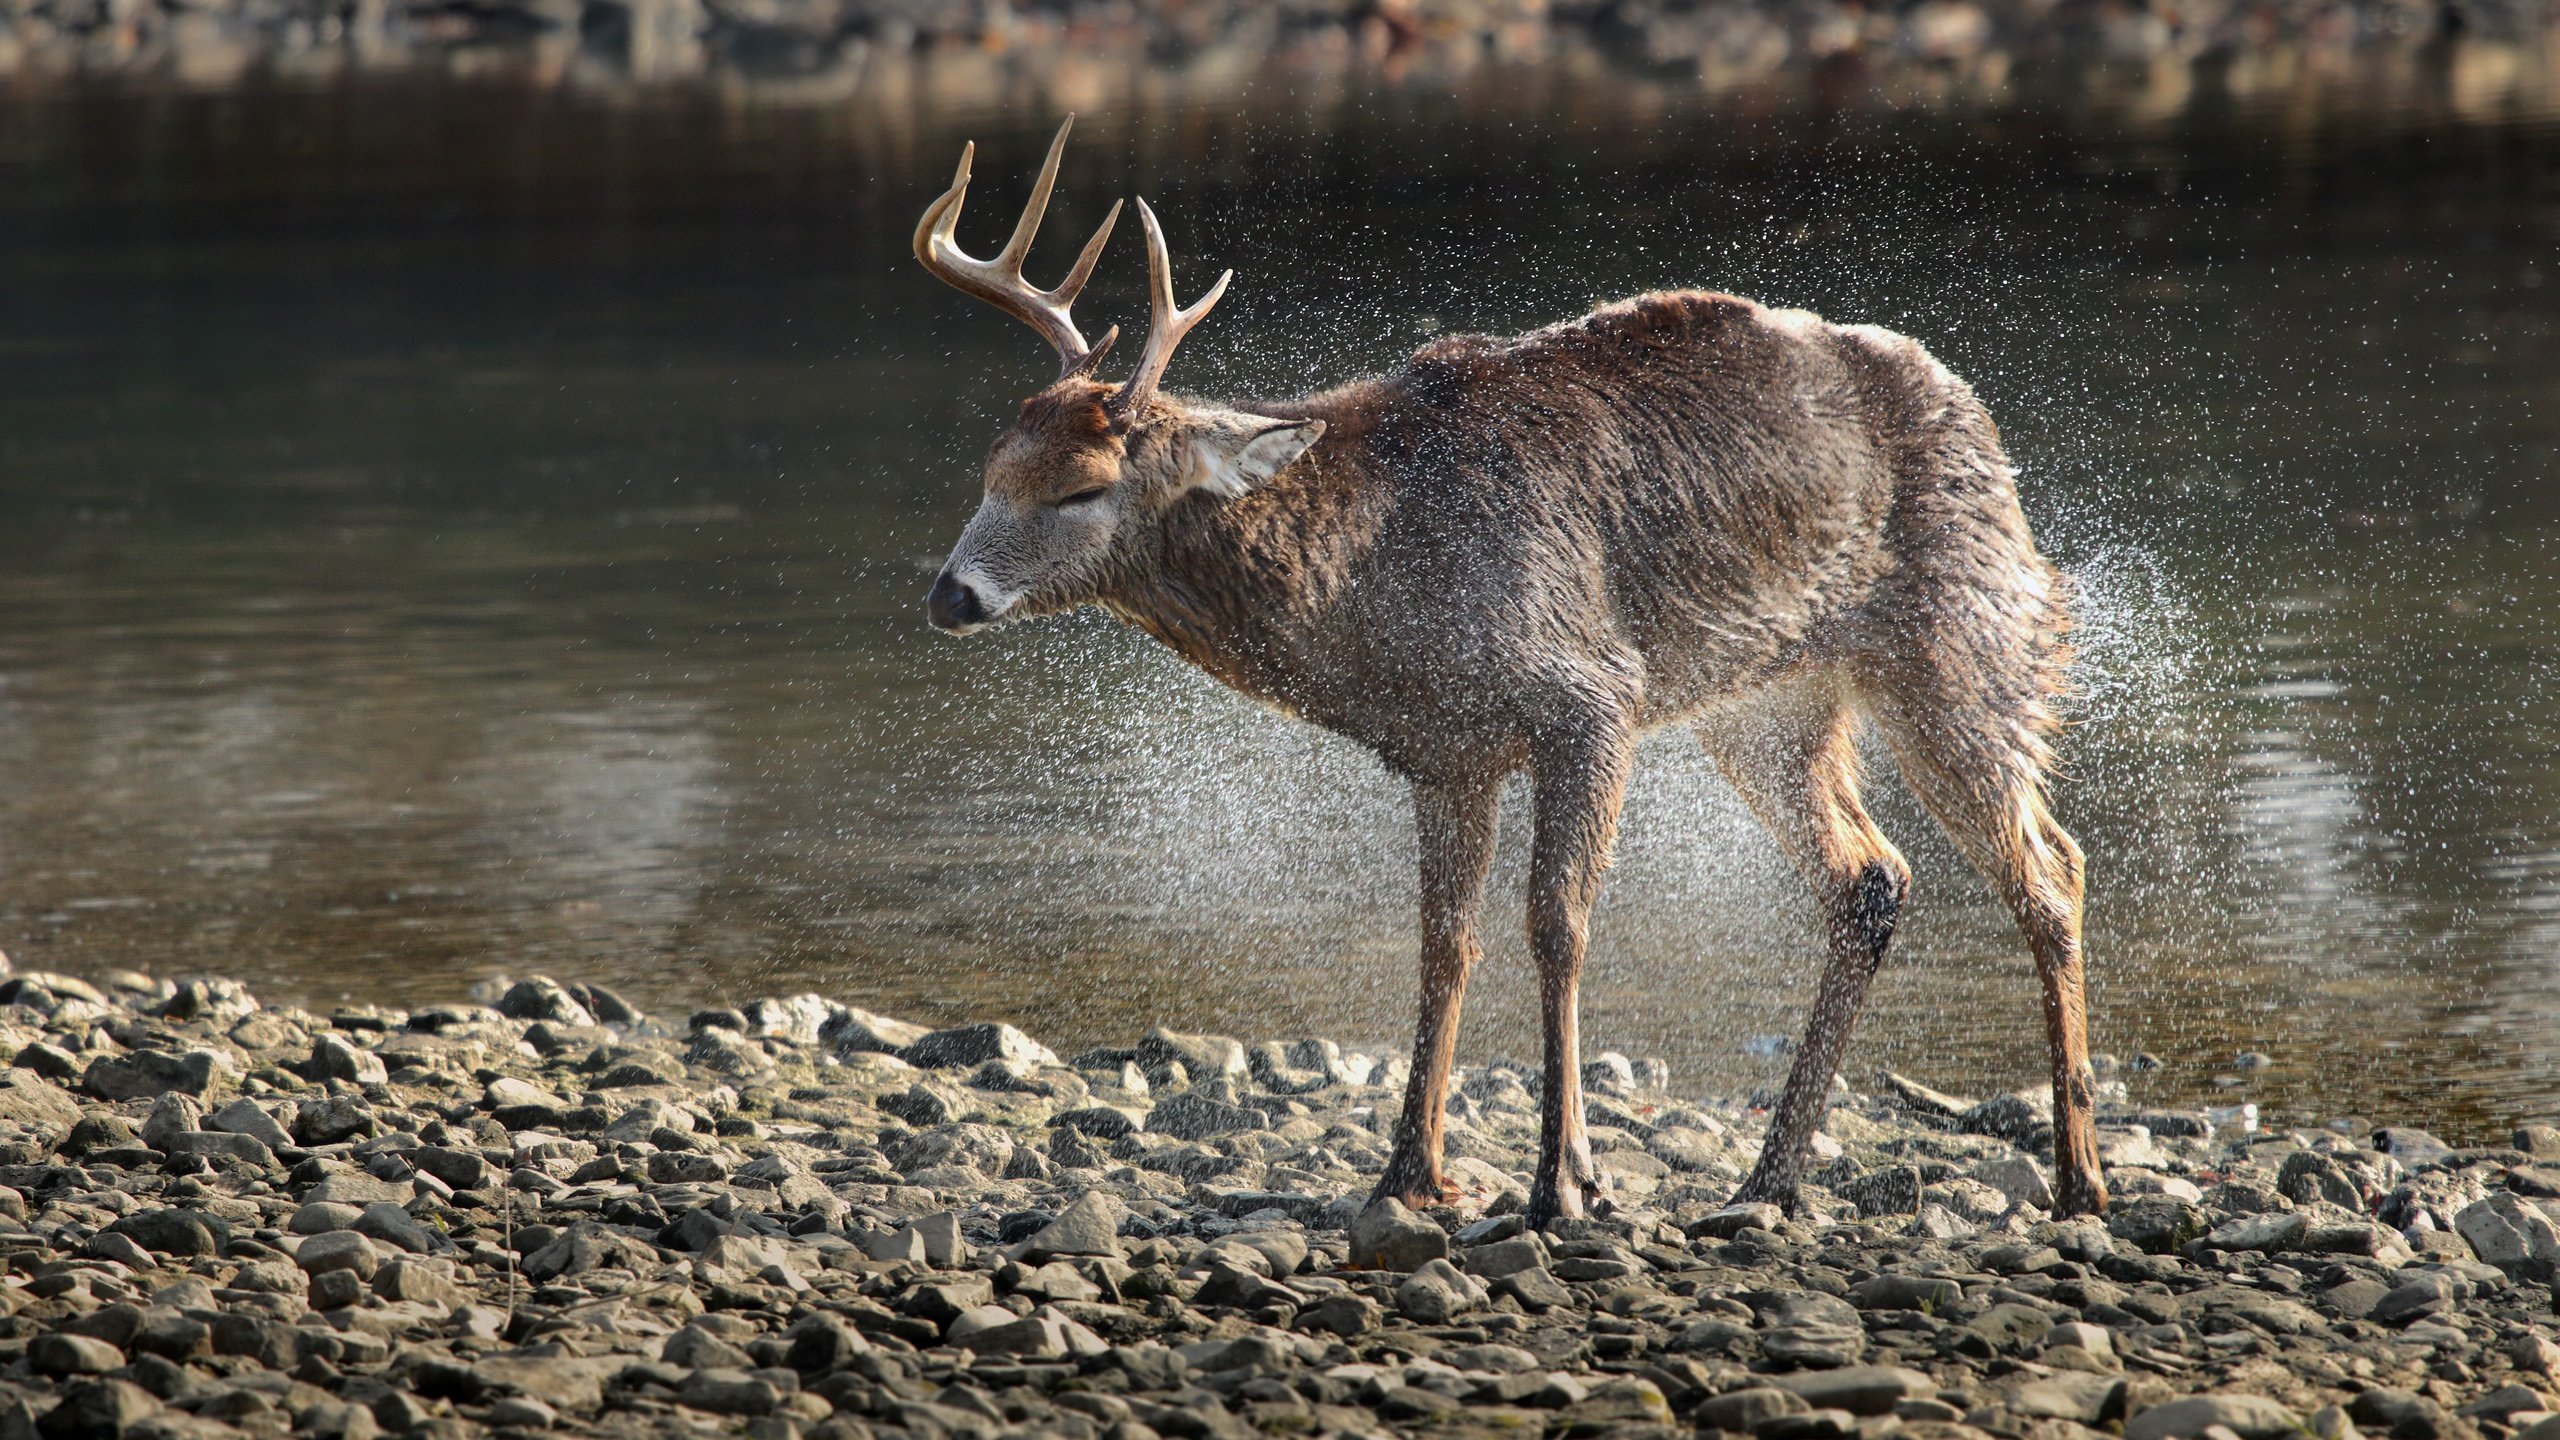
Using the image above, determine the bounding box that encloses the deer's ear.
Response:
[1183,417,1325,500]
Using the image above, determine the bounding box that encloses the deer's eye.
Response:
[1055,489,1109,508]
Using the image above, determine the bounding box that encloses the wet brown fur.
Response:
[948,288,2108,1223]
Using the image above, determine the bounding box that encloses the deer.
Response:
[910,117,2108,1225]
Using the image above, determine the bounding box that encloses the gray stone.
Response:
[1773,1367,1936,1416]
[1394,1256,1487,1323]
[486,1398,558,1430]
[291,1201,365,1235]
[2349,1389,2445,1437]
[909,1210,968,1266]
[296,1230,382,1279]
[82,1048,230,1102]
[1971,1301,2056,1348]
[302,1172,411,1206]
[374,1259,463,1306]
[879,1085,953,1127]
[820,1005,931,1055]
[1648,1126,1726,1172]
[206,1098,294,1150]
[2126,1395,2306,1440]
[1492,1265,1573,1312]
[677,1368,783,1416]
[310,1267,367,1309]
[1960,1091,2050,1142]
[1024,1189,1125,1259]
[140,1093,202,1149]
[904,1021,1057,1069]
[1136,1026,1248,1082]
[36,1379,159,1440]
[1697,1389,1812,1432]
[663,1325,754,1370]
[968,1314,1076,1359]
[311,1034,388,1085]
[861,1225,926,1264]
[292,1094,376,1145]
[472,1355,609,1415]
[1297,1292,1380,1336]
[0,1067,83,1133]
[2374,1128,2455,1166]
[784,1312,872,1371]
[2203,1211,2310,1252]
[497,978,597,1028]
[2456,1193,2560,1278]
[106,1208,223,1258]
[166,1129,274,1165]
[2318,1277,2391,1320]
[1348,1197,1447,1271]
[31,1333,126,1377]
[1754,1290,1867,1369]
[1972,1155,2056,1210]
[1689,1202,1784,1239]
[1462,1231,1551,1279]
[353,1201,434,1253]
[2370,1272,2460,1325]
[2457,1385,2550,1423]
[1848,1274,1962,1312]
[2108,1194,2209,1253]
[522,1222,662,1282]
[2009,1373,2128,1425]
[1148,1091,1269,1138]
[411,1145,491,1191]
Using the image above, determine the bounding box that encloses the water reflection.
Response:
[0,71,2552,1138]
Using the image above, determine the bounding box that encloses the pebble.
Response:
[0,969,2542,1440]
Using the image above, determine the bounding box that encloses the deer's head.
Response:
[913,118,1325,634]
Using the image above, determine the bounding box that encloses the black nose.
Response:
[927,571,986,631]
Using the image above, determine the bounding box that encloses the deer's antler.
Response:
[914,115,1123,378]
[1107,197,1231,424]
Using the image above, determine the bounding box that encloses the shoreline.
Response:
[5,9,2560,118]
[0,963,2556,1440]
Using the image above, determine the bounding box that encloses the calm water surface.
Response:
[0,69,2554,1138]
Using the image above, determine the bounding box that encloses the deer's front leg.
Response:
[1525,723,1634,1228]
[1372,775,1501,1210]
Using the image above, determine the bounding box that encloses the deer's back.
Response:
[1324,290,2012,723]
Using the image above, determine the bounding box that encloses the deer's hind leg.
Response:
[1523,714,1637,1227]
[1866,644,2109,1216]
[1699,679,1912,1213]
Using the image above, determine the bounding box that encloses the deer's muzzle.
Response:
[926,571,988,632]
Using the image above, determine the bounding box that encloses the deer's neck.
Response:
[1107,438,1385,709]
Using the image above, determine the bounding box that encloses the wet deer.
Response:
[911,118,2108,1223]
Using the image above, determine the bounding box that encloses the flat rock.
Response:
[1394,1256,1488,1323]
[2127,1395,2307,1440]
[1135,1026,1248,1081]
[1348,1198,1447,1271]
[31,1333,126,1377]
[2009,1373,2128,1425]
[904,1021,1058,1069]
[1773,1366,1936,1416]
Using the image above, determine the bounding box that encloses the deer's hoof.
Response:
[2053,1173,2110,1218]
[1525,1176,1602,1230]
[1370,1157,1463,1211]
[1730,1176,1803,1216]
[1370,1177,1464,1210]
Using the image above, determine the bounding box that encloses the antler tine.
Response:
[912,116,1122,378]
[1110,196,1231,422]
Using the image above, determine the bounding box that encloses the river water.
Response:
[0,64,2554,1139]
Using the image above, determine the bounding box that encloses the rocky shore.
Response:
[6,0,2560,100]
[0,960,2557,1440]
